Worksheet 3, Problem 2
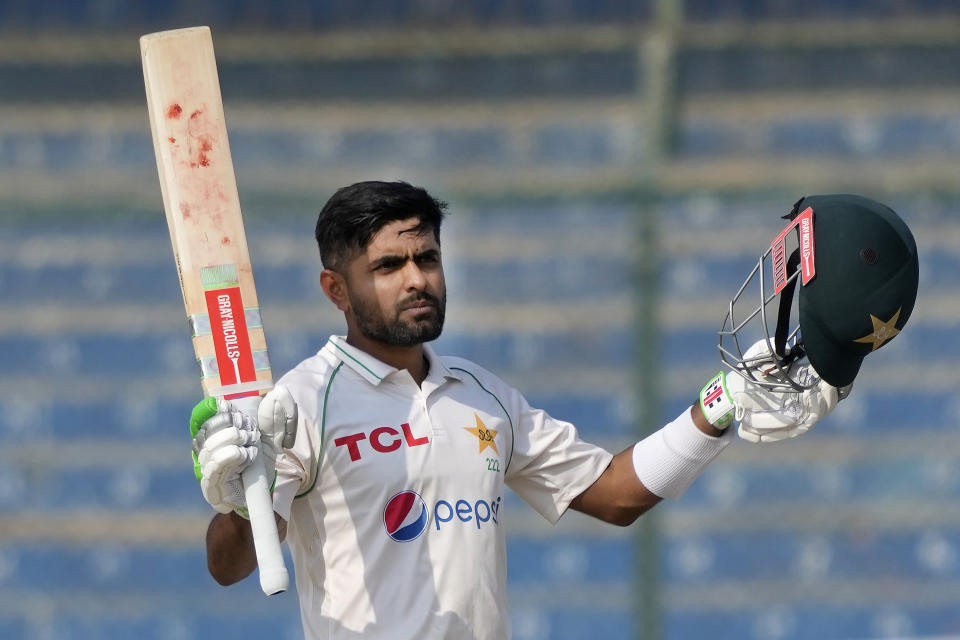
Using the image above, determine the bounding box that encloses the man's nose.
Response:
[402,262,427,290]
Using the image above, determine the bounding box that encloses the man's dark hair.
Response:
[314,181,448,272]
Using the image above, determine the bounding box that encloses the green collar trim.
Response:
[331,339,385,383]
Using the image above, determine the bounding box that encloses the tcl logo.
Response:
[334,423,429,462]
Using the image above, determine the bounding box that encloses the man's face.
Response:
[343,217,446,346]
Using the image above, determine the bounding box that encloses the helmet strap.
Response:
[774,247,805,365]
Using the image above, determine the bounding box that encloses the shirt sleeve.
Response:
[504,389,613,525]
[272,453,305,523]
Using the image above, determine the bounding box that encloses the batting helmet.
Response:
[719,194,919,391]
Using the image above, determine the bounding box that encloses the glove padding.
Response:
[256,385,299,482]
[189,386,298,514]
[726,341,846,443]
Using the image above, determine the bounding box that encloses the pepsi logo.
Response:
[384,490,428,542]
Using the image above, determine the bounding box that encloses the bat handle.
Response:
[234,395,290,595]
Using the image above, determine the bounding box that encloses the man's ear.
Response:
[320,269,350,313]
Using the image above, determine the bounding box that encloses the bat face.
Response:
[141,26,288,595]
[141,26,272,401]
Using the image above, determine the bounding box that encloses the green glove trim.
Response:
[189,397,219,481]
[190,397,219,437]
[188,397,275,519]
[699,371,735,430]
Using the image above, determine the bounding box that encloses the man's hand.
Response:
[189,387,298,515]
[190,397,257,514]
[256,385,298,483]
[727,361,842,443]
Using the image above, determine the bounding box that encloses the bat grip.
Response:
[233,395,289,595]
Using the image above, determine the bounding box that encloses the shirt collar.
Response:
[326,336,463,386]
[423,342,464,384]
[326,336,396,385]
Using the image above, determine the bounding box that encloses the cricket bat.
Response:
[140,26,288,595]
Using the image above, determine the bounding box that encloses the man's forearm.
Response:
[690,403,726,437]
[206,511,258,585]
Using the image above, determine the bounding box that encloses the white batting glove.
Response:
[189,387,298,515]
[725,340,846,443]
[256,385,298,484]
[728,362,841,443]
[190,397,256,514]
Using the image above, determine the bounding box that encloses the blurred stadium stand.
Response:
[1,1,959,639]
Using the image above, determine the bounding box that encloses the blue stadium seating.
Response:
[9,424,959,511]
[664,528,960,581]
[647,455,960,507]
[0,388,633,446]
[2,605,633,640]
[0,122,640,173]
[30,468,206,511]
[0,328,635,380]
[679,46,960,94]
[7,110,960,175]
[0,0,654,29]
[0,607,304,640]
[0,540,634,638]
[508,536,634,584]
[0,620,25,639]
[660,193,960,229]
[0,249,634,304]
[4,0,958,30]
[686,0,960,20]
[667,605,960,640]
[0,52,639,104]
[679,113,960,159]
[531,123,629,167]
[509,607,635,640]
[0,545,213,590]
[0,399,198,442]
[9,616,301,640]
[663,251,952,294]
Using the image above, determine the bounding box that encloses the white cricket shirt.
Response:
[271,336,613,639]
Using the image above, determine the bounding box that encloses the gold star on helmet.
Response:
[853,307,902,351]
[463,413,499,455]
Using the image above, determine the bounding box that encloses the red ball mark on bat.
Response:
[180,203,191,219]
[167,103,182,119]
[186,108,217,168]
[168,137,176,144]
[197,138,213,166]
[221,236,231,246]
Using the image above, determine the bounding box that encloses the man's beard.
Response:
[351,290,446,347]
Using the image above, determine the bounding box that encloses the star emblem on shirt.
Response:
[853,307,902,351]
[463,413,499,455]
